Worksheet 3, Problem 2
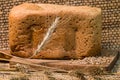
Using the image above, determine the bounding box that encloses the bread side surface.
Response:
[9,3,101,59]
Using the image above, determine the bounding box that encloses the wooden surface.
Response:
[0,60,120,80]
[9,50,119,75]
[0,50,120,80]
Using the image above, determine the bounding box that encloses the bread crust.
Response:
[9,3,101,59]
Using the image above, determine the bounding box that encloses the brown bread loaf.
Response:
[9,3,101,59]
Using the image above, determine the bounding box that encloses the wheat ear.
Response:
[29,17,60,58]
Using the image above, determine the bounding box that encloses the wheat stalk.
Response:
[0,51,67,73]
[30,13,72,58]
[29,17,60,58]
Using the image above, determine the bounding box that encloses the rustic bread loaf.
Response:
[9,3,101,59]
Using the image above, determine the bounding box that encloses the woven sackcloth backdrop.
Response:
[0,0,119,50]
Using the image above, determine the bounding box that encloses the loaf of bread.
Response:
[9,3,101,59]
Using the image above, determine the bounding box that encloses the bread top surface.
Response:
[9,3,101,19]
